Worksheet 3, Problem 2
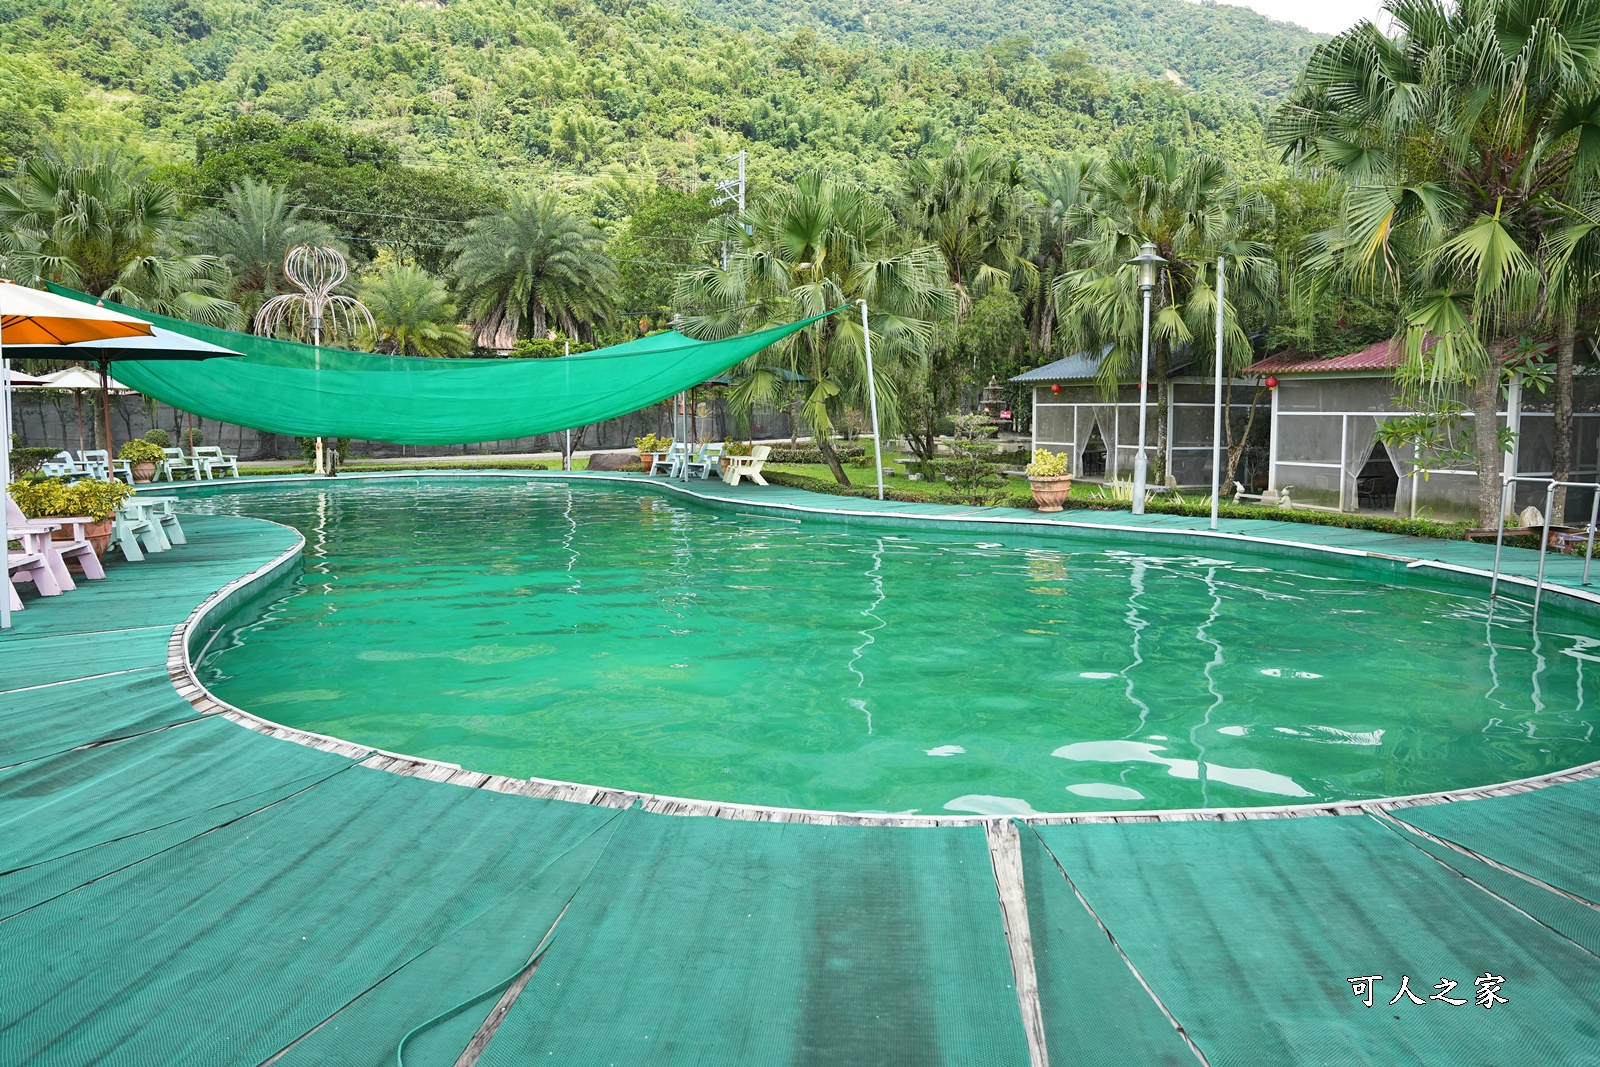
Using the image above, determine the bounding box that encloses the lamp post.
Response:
[1128,241,1167,516]
[859,299,884,501]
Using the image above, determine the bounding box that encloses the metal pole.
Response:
[860,300,884,502]
[1,325,11,630]
[1490,472,1510,603]
[312,318,324,475]
[1210,255,1225,530]
[99,359,115,479]
[1533,480,1557,630]
[1488,374,1523,602]
[1132,287,1152,515]
[1585,490,1599,586]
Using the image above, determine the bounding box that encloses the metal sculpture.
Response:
[254,245,375,474]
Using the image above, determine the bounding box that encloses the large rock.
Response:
[585,450,637,471]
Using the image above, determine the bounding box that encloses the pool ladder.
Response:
[1489,475,1600,629]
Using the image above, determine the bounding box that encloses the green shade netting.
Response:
[48,285,843,444]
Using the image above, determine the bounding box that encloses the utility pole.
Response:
[713,149,746,270]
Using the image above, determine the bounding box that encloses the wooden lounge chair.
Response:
[685,442,724,480]
[80,449,134,485]
[6,496,104,590]
[8,525,63,603]
[722,444,771,487]
[111,505,168,561]
[124,495,186,545]
[650,442,689,478]
[190,446,239,478]
[1233,481,1293,508]
[40,451,90,479]
[158,447,202,482]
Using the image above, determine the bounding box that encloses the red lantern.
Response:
[1265,376,1279,390]
[1050,383,1062,394]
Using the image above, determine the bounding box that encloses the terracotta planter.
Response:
[132,461,158,484]
[52,518,113,562]
[639,452,656,471]
[1028,475,1074,513]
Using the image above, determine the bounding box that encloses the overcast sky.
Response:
[1202,0,1386,35]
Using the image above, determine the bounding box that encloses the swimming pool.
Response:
[186,479,1600,815]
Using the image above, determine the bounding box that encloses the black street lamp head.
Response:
[1129,241,1167,292]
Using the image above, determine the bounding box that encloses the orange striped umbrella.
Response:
[3,283,150,628]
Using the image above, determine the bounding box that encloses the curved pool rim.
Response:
[167,470,1600,825]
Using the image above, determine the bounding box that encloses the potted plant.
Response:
[143,428,171,448]
[720,438,752,477]
[634,433,671,471]
[9,476,134,559]
[1025,448,1073,512]
[118,439,165,483]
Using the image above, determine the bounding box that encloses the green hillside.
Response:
[0,0,1296,192]
[692,0,1324,98]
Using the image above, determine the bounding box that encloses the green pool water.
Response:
[188,479,1600,814]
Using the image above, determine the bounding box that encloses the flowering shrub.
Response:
[9,477,133,521]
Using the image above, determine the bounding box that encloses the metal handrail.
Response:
[1489,474,1600,629]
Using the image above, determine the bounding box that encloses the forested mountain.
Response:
[0,0,1297,196]
[692,0,1323,98]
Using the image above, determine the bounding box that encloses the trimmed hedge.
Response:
[8,447,61,476]
[767,444,866,464]
[763,471,1478,542]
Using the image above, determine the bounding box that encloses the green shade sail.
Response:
[48,285,842,444]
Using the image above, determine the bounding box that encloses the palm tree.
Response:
[675,171,953,484]
[898,145,1032,319]
[1024,157,1096,358]
[1052,148,1275,477]
[359,260,472,358]
[187,178,335,324]
[0,144,235,325]
[1273,0,1600,526]
[450,191,618,349]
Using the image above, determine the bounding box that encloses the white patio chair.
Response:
[80,449,134,485]
[6,496,104,590]
[686,442,724,480]
[650,442,689,478]
[40,452,88,479]
[722,444,771,487]
[158,447,202,481]
[111,505,169,561]
[123,496,186,546]
[8,525,63,602]
[191,446,239,478]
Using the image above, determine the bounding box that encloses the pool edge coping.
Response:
[167,472,1600,827]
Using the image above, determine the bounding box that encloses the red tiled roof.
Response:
[1245,338,1404,376]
